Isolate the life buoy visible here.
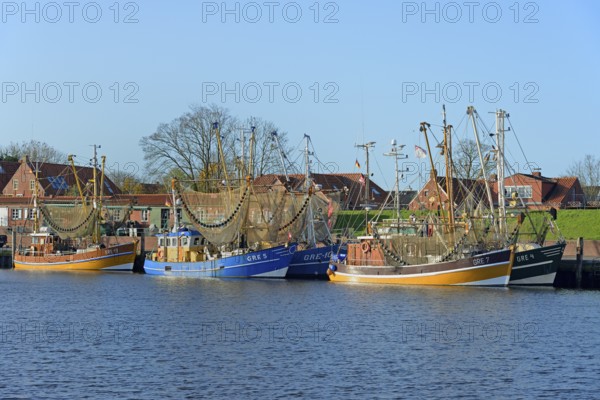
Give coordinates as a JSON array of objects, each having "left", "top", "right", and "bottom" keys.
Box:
[
  {"left": 361, "top": 241, "right": 371, "bottom": 253},
  {"left": 157, "top": 249, "right": 164, "bottom": 259}
]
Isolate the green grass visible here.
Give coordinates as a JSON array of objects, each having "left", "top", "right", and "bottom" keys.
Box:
[
  {"left": 547, "top": 209, "right": 600, "bottom": 240},
  {"left": 334, "top": 209, "right": 600, "bottom": 240},
  {"left": 333, "top": 210, "right": 429, "bottom": 236}
]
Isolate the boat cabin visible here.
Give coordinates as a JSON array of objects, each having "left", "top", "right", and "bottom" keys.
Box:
[
  {"left": 153, "top": 229, "right": 211, "bottom": 262},
  {"left": 26, "top": 231, "right": 72, "bottom": 256}
]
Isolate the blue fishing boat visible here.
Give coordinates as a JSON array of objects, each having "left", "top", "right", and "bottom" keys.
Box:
[
  {"left": 269, "top": 133, "right": 345, "bottom": 279},
  {"left": 143, "top": 122, "right": 304, "bottom": 279},
  {"left": 144, "top": 229, "right": 295, "bottom": 278},
  {"left": 286, "top": 244, "right": 340, "bottom": 279}
]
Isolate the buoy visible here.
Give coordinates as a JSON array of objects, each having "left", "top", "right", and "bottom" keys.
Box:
[{"left": 361, "top": 241, "right": 371, "bottom": 254}]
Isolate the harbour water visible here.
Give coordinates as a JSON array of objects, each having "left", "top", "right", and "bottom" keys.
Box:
[{"left": 1, "top": 270, "right": 599, "bottom": 399}]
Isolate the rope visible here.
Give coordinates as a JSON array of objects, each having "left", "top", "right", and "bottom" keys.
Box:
[
  {"left": 278, "top": 193, "right": 312, "bottom": 232},
  {"left": 176, "top": 182, "right": 249, "bottom": 229},
  {"left": 39, "top": 205, "right": 97, "bottom": 234}
]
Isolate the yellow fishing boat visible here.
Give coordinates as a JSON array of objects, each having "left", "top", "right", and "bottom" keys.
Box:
[
  {"left": 13, "top": 147, "right": 137, "bottom": 272},
  {"left": 328, "top": 239, "right": 514, "bottom": 286},
  {"left": 13, "top": 232, "right": 136, "bottom": 271}
]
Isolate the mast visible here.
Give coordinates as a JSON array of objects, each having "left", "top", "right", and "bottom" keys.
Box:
[
  {"left": 384, "top": 140, "right": 407, "bottom": 219},
  {"left": 304, "top": 134, "right": 316, "bottom": 246},
  {"left": 171, "top": 178, "right": 179, "bottom": 233},
  {"left": 271, "top": 131, "right": 290, "bottom": 183},
  {"left": 355, "top": 142, "right": 376, "bottom": 205},
  {"left": 32, "top": 161, "right": 40, "bottom": 233},
  {"left": 91, "top": 144, "right": 101, "bottom": 243},
  {"left": 442, "top": 105, "right": 455, "bottom": 232},
  {"left": 213, "top": 122, "right": 231, "bottom": 190},
  {"left": 68, "top": 155, "right": 86, "bottom": 212},
  {"left": 467, "top": 106, "right": 498, "bottom": 237},
  {"left": 355, "top": 141, "right": 376, "bottom": 234},
  {"left": 420, "top": 122, "right": 445, "bottom": 226},
  {"left": 248, "top": 127, "right": 256, "bottom": 179},
  {"left": 495, "top": 109, "right": 507, "bottom": 235}
]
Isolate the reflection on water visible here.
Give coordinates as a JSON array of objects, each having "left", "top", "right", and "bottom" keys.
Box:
[{"left": 1, "top": 270, "right": 599, "bottom": 399}]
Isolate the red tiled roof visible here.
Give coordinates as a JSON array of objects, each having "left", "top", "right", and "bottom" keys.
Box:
[
  {"left": 544, "top": 176, "right": 579, "bottom": 205},
  {"left": 0, "top": 161, "right": 20, "bottom": 190},
  {"left": 28, "top": 161, "right": 121, "bottom": 196},
  {"left": 253, "top": 173, "right": 388, "bottom": 209}
]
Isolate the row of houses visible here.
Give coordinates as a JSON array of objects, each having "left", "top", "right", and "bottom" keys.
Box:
[
  {"left": 0, "top": 158, "right": 394, "bottom": 231},
  {"left": 0, "top": 157, "right": 591, "bottom": 232},
  {"left": 410, "top": 171, "right": 586, "bottom": 211}
]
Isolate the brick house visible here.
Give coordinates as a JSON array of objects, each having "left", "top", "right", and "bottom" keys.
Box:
[
  {"left": 2, "top": 157, "right": 120, "bottom": 198},
  {"left": 490, "top": 171, "right": 584, "bottom": 209},
  {"left": 409, "top": 171, "right": 585, "bottom": 211}
]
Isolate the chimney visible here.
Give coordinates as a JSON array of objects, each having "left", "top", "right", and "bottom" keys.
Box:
[{"left": 532, "top": 171, "right": 542, "bottom": 178}]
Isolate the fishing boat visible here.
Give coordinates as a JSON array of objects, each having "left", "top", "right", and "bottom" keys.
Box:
[
  {"left": 270, "top": 133, "right": 344, "bottom": 279},
  {"left": 143, "top": 123, "right": 296, "bottom": 278},
  {"left": 327, "top": 116, "right": 515, "bottom": 286},
  {"left": 13, "top": 231, "right": 137, "bottom": 271},
  {"left": 468, "top": 107, "right": 566, "bottom": 285},
  {"left": 143, "top": 229, "right": 294, "bottom": 278},
  {"left": 510, "top": 242, "right": 565, "bottom": 285},
  {"left": 13, "top": 147, "right": 137, "bottom": 271},
  {"left": 328, "top": 239, "right": 513, "bottom": 286}
]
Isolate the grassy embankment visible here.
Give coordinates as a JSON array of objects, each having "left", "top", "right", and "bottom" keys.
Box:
[{"left": 334, "top": 209, "right": 600, "bottom": 240}]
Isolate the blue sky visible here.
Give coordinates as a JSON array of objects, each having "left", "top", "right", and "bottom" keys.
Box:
[{"left": 2, "top": 0, "right": 599, "bottom": 190}]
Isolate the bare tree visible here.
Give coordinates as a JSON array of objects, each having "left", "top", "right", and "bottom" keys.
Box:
[
  {"left": 140, "top": 106, "right": 289, "bottom": 190},
  {"left": 566, "top": 154, "right": 600, "bottom": 200},
  {"left": 452, "top": 139, "right": 495, "bottom": 180},
  {"left": 1, "top": 140, "right": 67, "bottom": 163},
  {"left": 243, "top": 117, "right": 289, "bottom": 178},
  {"left": 140, "top": 105, "right": 237, "bottom": 190}
]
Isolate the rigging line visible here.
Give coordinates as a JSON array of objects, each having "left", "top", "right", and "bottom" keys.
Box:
[
  {"left": 475, "top": 112, "right": 544, "bottom": 236},
  {"left": 506, "top": 115, "right": 536, "bottom": 173},
  {"left": 372, "top": 153, "right": 390, "bottom": 190}
]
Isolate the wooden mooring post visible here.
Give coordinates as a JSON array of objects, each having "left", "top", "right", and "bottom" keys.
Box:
[
  {"left": 576, "top": 237, "right": 584, "bottom": 289},
  {"left": 11, "top": 230, "right": 16, "bottom": 268}
]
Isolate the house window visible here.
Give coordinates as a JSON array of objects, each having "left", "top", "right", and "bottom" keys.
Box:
[
  {"left": 30, "top": 180, "right": 36, "bottom": 191},
  {"left": 112, "top": 209, "right": 122, "bottom": 221},
  {"left": 141, "top": 209, "right": 150, "bottom": 222},
  {"left": 176, "top": 209, "right": 182, "bottom": 221},
  {"left": 13, "top": 179, "right": 18, "bottom": 190},
  {"left": 12, "top": 209, "right": 22, "bottom": 220},
  {"left": 505, "top": 186, "right": 532, "bottom": 199}
]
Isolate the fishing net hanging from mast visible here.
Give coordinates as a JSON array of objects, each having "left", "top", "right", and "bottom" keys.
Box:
[
  {"left": 176, "top": 182, "right": 250, "bottom": 247},
  {"left": 177, "top": 180, "right": 316, "bottom": 247},
  {"left": 39, "top": 203, "right": 96, "bottom": 239},
  {"left": 247, "top": 186, "right": 310, "bottom": 244}
]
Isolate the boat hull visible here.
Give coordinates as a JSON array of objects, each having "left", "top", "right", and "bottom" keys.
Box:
[
  {"left": 13, "top": 242, "right": 137, "bottom": 272},
  {"left": 286, "top": 245, "right": 342, "bottom": 279},
  {"left": 143, "top": 244, "right": 294, "bottom": 278},
  {"left": 510, "top": 242, "right": 565, "bottom": 286},
  {"left": 328, "top": 249, "right": 513, "bottom": 286}
]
